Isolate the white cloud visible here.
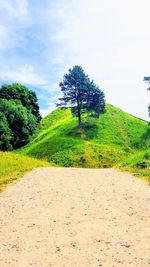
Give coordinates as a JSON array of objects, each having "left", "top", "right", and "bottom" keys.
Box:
[
  {"left": 0, "top": 0, "right": 149, "bottom": 120},
  {"left": 0, "top": 25, "right": 7, "bottom": 50},
  {"left": 0, "top": 0, "right": 28, "bottom": 21},
  {"left": 40, "top": 104, "right": 55, "bottom": 117},
  {"left": 49, "top": 0, "right": 150, "bottom": 120},
  {"left": 0, "top": 64, "right": 47, "bottom": 87},
  {"left": 40, "top": 95, "right": 59, "bottom": 117},
  {"left": 0, "top": 0, "right": 30, "bottom": 53}
]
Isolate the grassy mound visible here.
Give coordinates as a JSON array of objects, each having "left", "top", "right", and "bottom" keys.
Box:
[
  {"left": 0, "top": 152, "right": 50, "bottom": 191},
  {"left": 20, "top": 104, "right": 150, "bottom": 170}
]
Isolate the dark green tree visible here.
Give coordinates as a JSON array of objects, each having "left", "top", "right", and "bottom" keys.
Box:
[
  {"left": 58, "top": 66, "right": 105, "bottom": 127},
  {"left": 0, "top": 99, "right": 37, "bottom": 148},
  {"left": 0, "top": 83, "right": 41, "bottom": 122},
  {"left": 0, "top": 112, "right": 12, "bottom": 151},
  {"left": 86, "top": 80, "right": 105, "bottom": 118}
]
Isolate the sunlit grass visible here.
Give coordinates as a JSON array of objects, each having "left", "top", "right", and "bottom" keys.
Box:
[
  {"left": 17, "top": 104, "right": 150, "bottom": 181},
  {"left": 1, "top": 104, "right": 149, "bottom": 192},
  {"left": 20, "top": 104, "right": 150, "bottom": 170},
  {"left": 119, "top": 149, "right": 150, "bottom": 183},
  {"left": 0, "top": 152, "right": 51, "bottom": 192}
]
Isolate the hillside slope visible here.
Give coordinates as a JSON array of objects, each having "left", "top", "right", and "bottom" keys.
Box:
[{"left": 20, "top": 104, "right": 150, "bottom": 168}]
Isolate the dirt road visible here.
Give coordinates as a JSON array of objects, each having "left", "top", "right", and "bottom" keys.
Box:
[{"left": 0, "top": 168, "right": 150, "bottom": 267}]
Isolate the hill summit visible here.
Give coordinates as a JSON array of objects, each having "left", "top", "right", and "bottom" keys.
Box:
[{"left": 20, "top": 104, "right": 150, "bottom": 168}]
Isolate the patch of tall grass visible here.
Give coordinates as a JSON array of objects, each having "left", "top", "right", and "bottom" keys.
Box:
[
  {"left": 119, "top": 149, "right": 150, "bottom": 183},
  {"left": 0, "top": 152, "right": 50, "bottom": 191}
]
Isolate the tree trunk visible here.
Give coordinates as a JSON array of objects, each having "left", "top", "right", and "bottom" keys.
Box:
[
  {"left": 77, "top": 103, "right": 82, "bottom": 128},
  {"left": 78, "top": 112, "right": 82, "bottom": 128}
]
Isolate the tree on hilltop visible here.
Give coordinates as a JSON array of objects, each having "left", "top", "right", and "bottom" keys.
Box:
[{"left": 57, "top": 66, "right": 105, "bottom": 127}]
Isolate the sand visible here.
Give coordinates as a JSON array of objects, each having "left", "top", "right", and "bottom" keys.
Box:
[{"left": 0, "top": 167, "right": 150, "bottom": 267}]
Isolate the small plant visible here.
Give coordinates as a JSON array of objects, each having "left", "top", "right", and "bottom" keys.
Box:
[{"left": 135, "top": 161, "right": 149, "bottom": 169}]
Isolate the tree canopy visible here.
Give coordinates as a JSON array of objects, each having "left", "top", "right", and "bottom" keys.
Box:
[
  {"left": 58, "top": 66, "right": 105, "bottom": 127},
  {"left": 0, "top": 84, "right": 41, "bottom": 150},
  {"left": 0, "top": 83, "right": 41, "bottom": 122},
  {"left": 0, "top": 112, "right": 12, "bottom": 151}
]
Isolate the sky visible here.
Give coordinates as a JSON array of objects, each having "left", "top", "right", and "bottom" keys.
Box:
[{"left": 0, "top": 0, "right": 150, "bottom": 120}]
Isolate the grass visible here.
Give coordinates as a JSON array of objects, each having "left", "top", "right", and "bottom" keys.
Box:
[
  {"left": 119, "top": 149, "right": 150, "bottom": 183},
  {"left": 19, "top": 104, "right": 150, "bottom": 182},
  {"left": 0, "top": 152, "right": 51, "bottom": 192},
  {"left": 1, "top": 103, "right": 149, "bottom": 193}
]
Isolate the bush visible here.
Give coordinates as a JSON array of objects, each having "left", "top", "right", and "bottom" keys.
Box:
[
  {"left": 0, "top": 83, "right": 41, "bottom": 122},
  {"left": 0, "top": 99, "right": 38, "bottom": 148},
  {"left": 0, "top": 113, "right": 12, "bottom": 151}
]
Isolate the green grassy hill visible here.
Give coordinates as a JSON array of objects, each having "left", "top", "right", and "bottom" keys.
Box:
[{"left": 20, "top": 104, "right": 150, "bottom": 173}]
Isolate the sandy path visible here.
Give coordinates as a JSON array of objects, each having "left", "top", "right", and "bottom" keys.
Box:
[{"left": 0, "top": 168, "right": 150, "bottom": 267}]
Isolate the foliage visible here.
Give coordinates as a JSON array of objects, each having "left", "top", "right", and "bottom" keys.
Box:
[
  {"left": 0, "top": 83, "right": 41, "bottom": 122},
  {"left": 0, "top": 83, "right": 41, "bottom": 150},
  {"left": 0, "top": 99, "right": 38, "bottom": 149},
  {"left": 0, "top": 152, "right": 50, "bottom": 192},
  {"left": 0, "top": 112, "right": 12, "bottom": 151},
  {"left": 58, "top": 66, "right": 105, "bottom": 127},
  {"left": 119, "top": 149, "right": 150, "bottom": 183}
]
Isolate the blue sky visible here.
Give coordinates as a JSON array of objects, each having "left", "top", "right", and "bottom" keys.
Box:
[{"left": 0, "top": 0, "right": 150, "bottom": 119}]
